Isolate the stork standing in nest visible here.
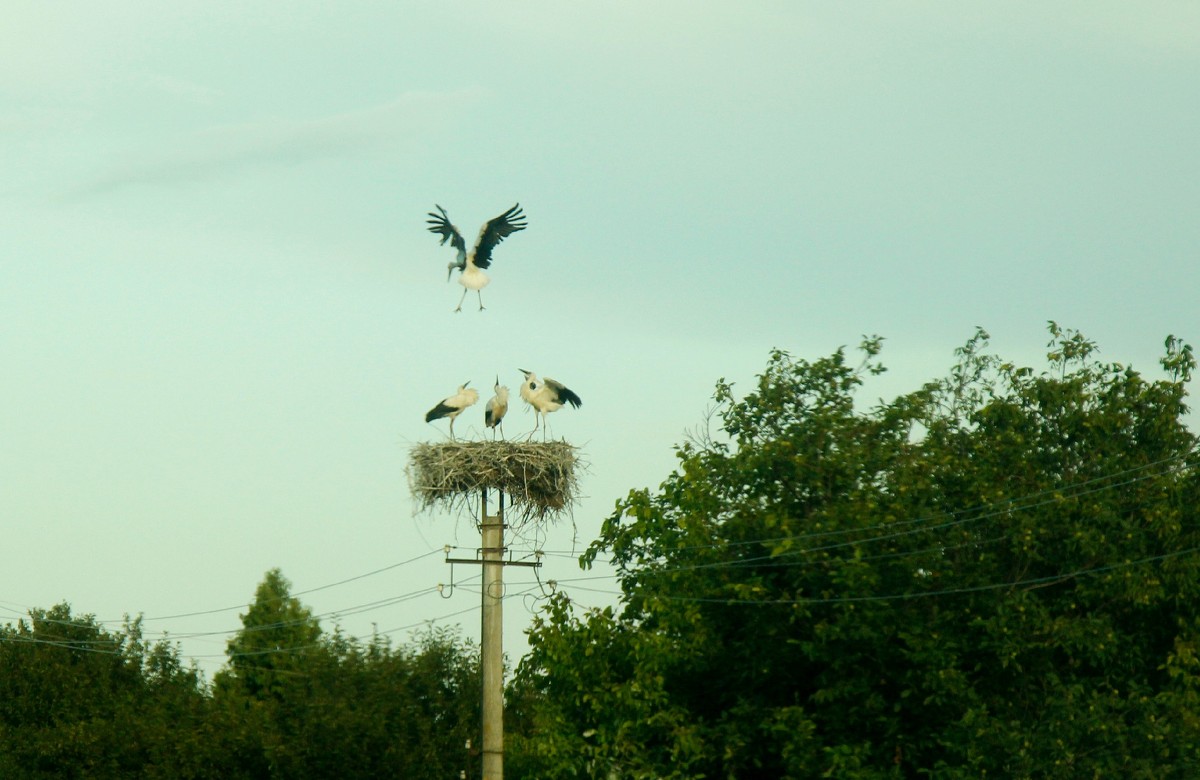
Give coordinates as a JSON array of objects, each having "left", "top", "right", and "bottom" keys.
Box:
[
  {"left": 426, "top": 203, "right": 527, "bottom": 312},
  {"left": 485, "top": 377, "right": 509, "bottom": 439},
  {"left": 425, "top": 382, "right": 479, "bottom": 439},
  {"left": 518, "top": 369, "right": 582, "bottom": 439}
]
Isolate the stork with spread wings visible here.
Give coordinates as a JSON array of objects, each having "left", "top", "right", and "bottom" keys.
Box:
[{"left": 426, "top": 203, "right": 527, "bottom": 312}]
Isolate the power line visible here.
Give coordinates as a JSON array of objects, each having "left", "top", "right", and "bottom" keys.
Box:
[
  {"left": 0, "top": 582, "right": 542, "bottom": 667},
  {"left": 552, "top": 453, "right": 1193, "bottom": 570},
  {"left": 522, "top": 543, "right": 1200, "bottom": 608},
  {"left": 130, "top": 549, "right": 444, "bottom": 624},
  {"left": 0, "top": 553, "right": 452, "bottom": 663},
  {"left": 163, "top": 586, "right": 442, "bottom": 642},
  {"left": 652, "top": 544, "right": 1200, "bottom": 606},
  {"left": 0, "top": 550, "right": 445, "bottom": 637},
  {"left": 3, "top": 452, "right": 1192, "bottom": 668}
]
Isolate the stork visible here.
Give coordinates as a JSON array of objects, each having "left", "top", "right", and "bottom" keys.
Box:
[
  {"left": 518, "top": 369, "right": 581, "bottom": 439},
  {"left": 426, "top": 203, "right": 527, "bottom": 312},
  {"left": 484, "top": 377, "right": 509, "bottom": 440},
  {"left": 425, "top": 382, "right": 479, "bottom": 439}
]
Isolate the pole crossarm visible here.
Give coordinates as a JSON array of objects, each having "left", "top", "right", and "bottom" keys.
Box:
[{"left": 445, "top": 555, "right": 543, "bottom": 568}]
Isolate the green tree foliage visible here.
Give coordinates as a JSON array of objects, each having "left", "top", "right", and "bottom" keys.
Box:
[
  {"left": 0, "top": 605, "right": 206, "bottom": 779},
  {"left": 512, "top": 325, "right": 1200, "bottom": 778},
  {"left": 214, "top": 567, "right": 323, "bottom": 701},
  {"left": 206, "top": 568, "right": 482, "bottom": 779},
  {"left": 0, "top": 572, "right": 482, "bottom": 778}
]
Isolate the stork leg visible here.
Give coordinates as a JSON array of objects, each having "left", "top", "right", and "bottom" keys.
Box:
[
  {"left": 477, "top": 290, "right": 485, "bottom": 311},
  {"left": 448, "top": 416, "right": 457, "bottom": 440},
  {"left": 454, "top": 288, "right": 469, "bottom": 313}
]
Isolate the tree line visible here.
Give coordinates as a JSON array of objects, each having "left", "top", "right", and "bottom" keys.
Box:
[
  {"left": 0, "top": 570, "right": 481, "bottom": 778},
  {"left": 3, "top": 324, "right": 1198, "bottom": 777}
]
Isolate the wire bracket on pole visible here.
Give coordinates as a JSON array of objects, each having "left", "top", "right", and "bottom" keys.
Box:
[{"left": 444, "top": 544, "right": 545, "bottom": 569}]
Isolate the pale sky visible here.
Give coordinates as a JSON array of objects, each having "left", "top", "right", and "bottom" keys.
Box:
[{"left": 2, "top": 2, "right": 1197, "bottom": 677}]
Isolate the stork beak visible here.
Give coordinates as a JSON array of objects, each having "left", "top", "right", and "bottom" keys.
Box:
[
  {"left": 518, "top": 368, "right": 529, "bottom": 375},
  {"left": 446, "top": 266, "right": 453, "bottom": 282}
]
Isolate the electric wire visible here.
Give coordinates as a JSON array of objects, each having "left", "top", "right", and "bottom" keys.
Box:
[
  {"left": 656, "top": 544, "right": 1200, "bottom": 606},
  {"left": 500, "top": 456, "right": 1199, "bottom": 606},
  {"left": 130, "top": 549, "right": 443, "bottom": 624},
  {"left": 520, "top": 544, "right": 1200, "bottom": 607},
  {"left": 548, "top": 452, "right": 1194, "bottom": 570},
  {"left": 0, "top": 553, "right": 452, "bottom": 659},
  {"left": 2, "top": 451, "right": 1193, "bottom": 665}
]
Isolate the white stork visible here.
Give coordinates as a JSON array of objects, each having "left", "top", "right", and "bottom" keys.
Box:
[
  {"left": 484, "top": 377, "right": 509, "bottom": 439},
  {"left": 426, "top": 203, "right": 527, "bottom": 312},
  {"left": 425, "top": 382, "right": 479, "bottom": 439},
  {"left": 518, "top": 369, "right": 582, "bottom": 439}
]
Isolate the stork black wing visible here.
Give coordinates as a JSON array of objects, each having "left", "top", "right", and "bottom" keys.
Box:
[
  {"left": 425, "top": 401, "right": 454, "bottom": 422},
  {"left": 426, "top": 205, "right": 466, "bottom": 255},
  {"left": 472, "top": 203, "right": 527, "bottom": 269},
  {"left": 546, "top": 378, "right": 582, "bottom": 409}
]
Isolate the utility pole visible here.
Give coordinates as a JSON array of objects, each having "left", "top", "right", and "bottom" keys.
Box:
[
  {"left": 444, "top": 488, "right": 541, "bottom": 779},
  {"left": 480, "top": 487, "right": 504, "bottom": 780},
  {"left": 411, "top": 439, "right": 578, "bottom": 778}
]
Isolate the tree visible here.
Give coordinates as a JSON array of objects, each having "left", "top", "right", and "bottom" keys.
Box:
[
  {"left": 0, "top": 572, "right": 486, "bottom": 778},
  {"left": 0, "top": 604, "right": 206, "bottom": 779},
  {"left": 209, "top": 568, "right": 482, "bottom": 779},
  {"left": 512, "top": 326, "right": 1200, "bottom": 778},
  {"left": 215, "top": 567, "right": 323, "bottom": 702}
]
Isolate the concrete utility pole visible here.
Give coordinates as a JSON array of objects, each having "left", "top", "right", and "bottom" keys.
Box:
[
  {"left": 444, "top": 488, "right": 542, "bottom": 779},
  {"left": 413, "top": 439, "right": 573, "bottom": 779},
  {"left": 480, "top": 487, "right": 504, "bottom": 780}
]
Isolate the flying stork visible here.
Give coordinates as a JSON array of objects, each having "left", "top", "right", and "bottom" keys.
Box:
[
  {"left": 425, "top": 382, "right": 479, "bottom": 439},
  {"left": 484, "top": 377, "right": 509, "bottom": 439},
  {"left": 426, "top": 203, "right": 527, "bottom": 312},
  {"left": 518, "top": 369, "right": 582, "bottom": 439}
]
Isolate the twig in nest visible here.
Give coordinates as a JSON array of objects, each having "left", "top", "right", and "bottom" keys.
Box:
[{"left": 407, "top": 440, "right": 582, "bottom": 527}]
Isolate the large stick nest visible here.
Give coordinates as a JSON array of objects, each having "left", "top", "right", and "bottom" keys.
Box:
[{"left": 407, "top": 441, "right": 582, "bottom": 526}]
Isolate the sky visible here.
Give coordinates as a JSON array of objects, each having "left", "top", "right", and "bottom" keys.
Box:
[{"left": 2, "top": 2, "right": 1198, "bottom": 679}]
